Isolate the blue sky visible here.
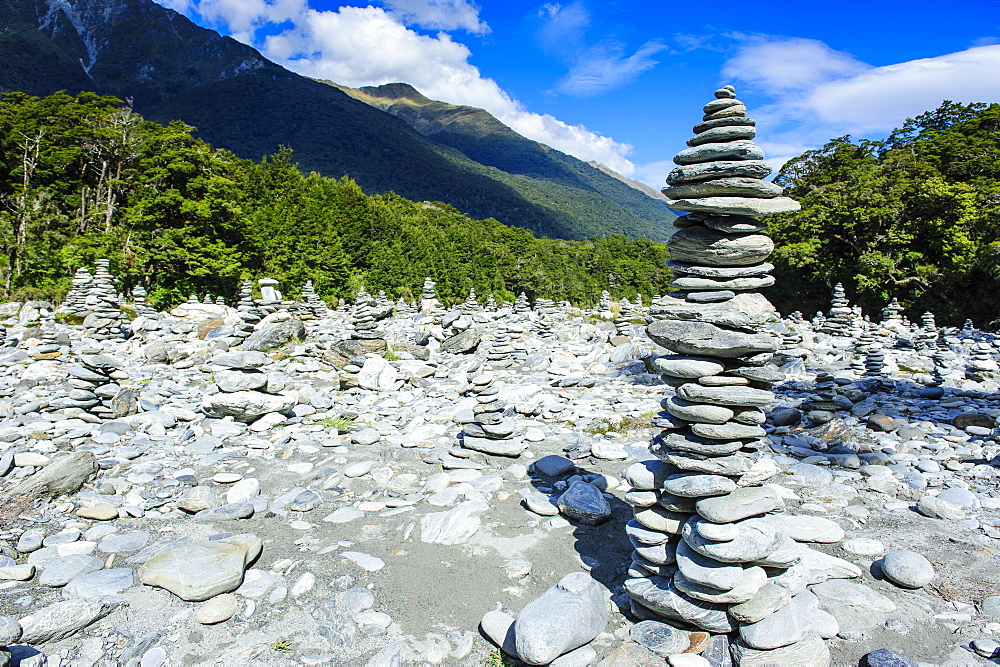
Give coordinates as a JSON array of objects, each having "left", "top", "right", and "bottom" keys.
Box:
[{"left": 156, "top": 0, "right": 1000, "bottom": 188}]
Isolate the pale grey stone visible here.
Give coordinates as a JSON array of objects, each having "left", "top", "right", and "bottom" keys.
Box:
[
  {"left": 810, "top": 580, "right": 896, "bottom": 633},
  {"left": 667, "top": 160, "right": 771, "bottom": 185},
  {"left": 728, "top": 582, "right": 792, "bottom": 623},
  {"left": 879, "top": 550, "right": 934, "bottom": 589},
  {"left": 0, "top": 616, "right": 21, "bottom": 644},
  {"left": 624, "top": 460, "right": 673, "bottom": 491},
  {"left": 99, "top": 531, "right": 150, "bottom": 554},
  {"left": 667, "top": 260, "right": 774, "bottom": 278},
  {"left": 682, "top": 516, "right": 785, "bottom": 563},
  {"left": 63, "top": 568, "right": 134, "bottom": 599},
  {"left": 215, "top": 370, "right": 267, "bottom": 392},
  {"left": 686, "top": 125, "right": 757, "bottom": 147},
  {"left": 5, "top": 452, "right": 97, "bottom": 498},
  {"left": 672, "top": 275, "right": 775, "bottom": 291},
  {"left": 513, "top": 572, "right": 608, "bottom": 665},
  {"left": 695, "top": 487, "right": 782, "bottom": 523},
  {"left": 916, "top": 495, "right": 965, "bottom": 520},
  {"left": 19, "top": 598, "right": 117, "bottom": 644},
  {"left": 673, "top": 140, "right": 764, "bottom": 166},
  {"left": 665, "top": 396, "right": 733, "bottom": 424},
  {"left": 39, "top": 554, "right": 104, "bottom": 587},
  {"left": 675, "top": 540, "right": 744, "bottom": 591},
  {"left": 211, "top": 351, "right": 268, "bottom": 369},
  {"left": 647, "top": 320, "right": 778, "bottom": 359},
  {"left": 625, "top": 576, "right": 733, "bottom": 633},
  {"left": 663, "top": 473, "right": 736, "bottom": 498},
  {"left": 676, "top": 383, "right": 775, "bottom": 407},
  {"left": 651, "top": 293, "right": 776, "bottom": 329},
  {"left": 668, "top": 196, "right": 801, "bottom": 217},
  {"left": 138, "top": 534, "right": 262, "bottom": 601},
  {"left": 691, "top": 421, "right": 766, "bottom": 440},
  {"left": 201, "top": 391, "right": 296, "bottom": 423},
  {"left": 674, "top": 566, "right": 766, "bottom": 604},
  {"left": 731, "top": 632, "right": 830, "bottom": 667},
  {"left": 420, "top": 500, "right": 487, "bottom": 545},
  {"left": 739, "top": 591, "right": 823, "bottom": 649},
  {"left": 665, "top": 176, "right": 779, "bottom": 200},
  {"left": 667, "top": 226, "right": 773, "bottom": 267},
  {"left": 630, "top": 620, "right": 689, "bottom": 656}
]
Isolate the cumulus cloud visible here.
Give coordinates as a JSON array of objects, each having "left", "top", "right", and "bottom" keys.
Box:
[
  {"left": 156, "top": 0, "right": 195, "bottom": 12},
  {"left": 380, "top": 0, "right": 489, "bottom": 34},
  {"left": 537, "top": 1, "right": 666, "bottom": 97},
  {"left": 153, "top": 0, "right": 637, "bottom": 174},
  {"left": 725, "top": 37, "right": 1000, "bottom": 140}
]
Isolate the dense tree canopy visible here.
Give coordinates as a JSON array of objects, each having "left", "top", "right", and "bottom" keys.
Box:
[
  {"left": 0, "top": 91, "right": 673, "bottom": 308},
  {"left": 767, "top": 101, "right": 1000, "bottom": 326}
]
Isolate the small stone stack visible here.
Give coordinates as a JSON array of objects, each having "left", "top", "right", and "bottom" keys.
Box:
[
  {"left": 966, "top": 341, "right": 999, "bottom": 380},
  {"left": 201, "top": 351, "right": 295, "bottom": 430},
  {"left": 395, "top": 298, "right": 415, "bottom": 316},
  {"left": 83, "top": 260, "right": 126, "bottom": 340},
  {"left": 534, "top": 313, "right": 555, "bottom": 341},
  {"left": 420, "top": 277, "right": 441, "bottom": 312},
  {"left": 256, "top": 278, "right": 282, "bottom": 315},
  {"left": 915, "top": 312, "right": 938, "bottom": 350},
  {"left": 486, "top": 327, "right": 515, "bottom": 369},
  {"left": 461, "top": 385, "right": 524, "bottom": 456},
  {"left": 865, "top": 344, "right": 887, "bottom": 377},
  {"left": 513, "top": 293, "right": 531, "bottom": 314},
  {"left": 485, "top": 295, "right": 497, "bottom": 312},
  {"left": 614, "top": 299, "right": 634, "bottom": 337},
  {"left": 599, "top": 290, "right": 612, "bottom": 311},
  {"left": 820, "top": 284, "right": 852, "bottom": 335},
  {"left": 628, "top": 86, "right": 841, "bottom": 665},
  {"left": 230, "top": 282, "right": 260, "bottom": 346},
  {"left": 215, "top": 296, "right": 225, "bottom": 306},
  {"left": 461, "top": 289, "right": 481, "bottom": 314},
  {"left": 299, "top": 281, "right": 326, "bottom": 318},
  {"left": 202, "top": 294, "right": 213, "bottom": 304},
  {"left": 882, "top": 297, "right": 904, "bottom": 325},
  {"left": 351, "top": 289, "right": 382, "bottom": 340},
  {"left": 535, "top": 298, "right": 557, "bottom": 316},
  {"left": 57, "top": 354, "right": 136, "bottom": 419},
  {"left": 58, "top": 268, "right": 94, "bottom": 316},
  {"left": 236, "top": 281, "right": 255, "bottom": 311},
  {"left": 130, "top": 285, "right": 156, "bottom": 316}
]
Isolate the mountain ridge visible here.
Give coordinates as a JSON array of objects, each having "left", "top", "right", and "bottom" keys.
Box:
[{"left": 0, "top": 0, "right": 674, "bottom": 241}]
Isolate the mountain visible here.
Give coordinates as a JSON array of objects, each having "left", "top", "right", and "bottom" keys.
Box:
[{"left": 0, "top": 0, "right": 675, "bottom": 241}]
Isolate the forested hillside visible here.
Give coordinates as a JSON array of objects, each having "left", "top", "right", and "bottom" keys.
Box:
[
  {"left": 767, "top": 101, "right": 1000, "bottom": 326},
  {"left": 0, "top": 91, "right": 673, "bottom": 308}
]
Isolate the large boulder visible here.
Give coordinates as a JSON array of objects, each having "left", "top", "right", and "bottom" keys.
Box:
[
  {"left": 441, "top": 329, "right": 481, "bottom": 354},
  {"left": 242, "top": 319, "right": 306, "bottom": 351}
]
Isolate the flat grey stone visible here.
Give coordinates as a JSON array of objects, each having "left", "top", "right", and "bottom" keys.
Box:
[
  {"left": 648, "top": 320, "right": 778, "bottom": 359},
  {"left": 63, "top": 568, "right": 134, "bottom": 599},
  {"left": 39, "top": 555, "right": 104, "bottom": 587},
  {"left": 739, "top": 591, "right": 826, "bottom": 650},
  {"left": 667, "top": 160, "right": 772, "bottom": 185},
  {"left": 810, "top": 580, "right": 896, "bottom": 633},
  {"left": 650, "top": 293, "right": 776, "bottom": 329},
  {"left": 675, "top": 540, "right": 744, "bottom": 591},
  {"left": 696, "top": 487, "right": 782, "bottom": 523},
  {"left": 729, "top": 582, "right": 792, "bottom": 623},
  {"left": 686, "top": 125, "right": 757, "bottom": 147},
  {"left": 215, "top": 370, "right": 267, "bottom": 392},
  {"left": 665, "top": 176, "right": 779, "bottom": 200},
  {"left": 99, "top": 531, "right": 150, "bottom": 554},
  {"left": 625, "top": 575, "right": 733, "bottom": 633},
  {"left": 667, "top": 226, "right": 773, "bottom": 267},
  {"left": 682, "top": 515, "right": 785, "bottom": 563},
  {"left": 514, "top": 572, "right": 608, "bottom": 665},
  {"left": 138, "top": 534, "right": 262, "bottom": 601},
  {"left": 676, "top": 383, "right": 775, "bottom": 407},
  {"left": 629, "top": 620, "right": 689, "bottom": 656},
  {"left": 732, "top": 632, "right": 829, "bottom": 667},
  {"left": 668, "top": 196, "right": 801, "bottom": 217},
  {"left": 663, "top": 473, "right": 736, "bottom": 498},
  {"left": 19, "top": 598, "right": 117, "bottom": 644},
  {"left": 193, "top": 502, "right": 255, "bottom": 521},
  {"left": 673, "top": 140, "right": 764, "bottom": 165}
]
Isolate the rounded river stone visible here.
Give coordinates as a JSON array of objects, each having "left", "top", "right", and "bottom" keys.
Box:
[{"left": 668, "top": 226, "right": 773, "bottom": 267}]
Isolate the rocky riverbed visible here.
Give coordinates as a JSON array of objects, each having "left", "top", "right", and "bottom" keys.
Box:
[{"left": 1, "top": 286, "right": 1000, "bottom": 666}]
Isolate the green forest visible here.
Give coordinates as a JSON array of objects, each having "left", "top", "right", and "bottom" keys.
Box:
[
  {"left": 768, "top": 101, "right": 1000, "bottom": 326},
  {"left": 0, "top": 91, "right": 673, "bottom": 309}
]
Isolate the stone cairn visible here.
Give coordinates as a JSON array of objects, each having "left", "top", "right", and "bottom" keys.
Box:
[
  {"left": 395, "top": 298, "right": 415, "bottom": 316},
  {"left": 57, "top": 353, "right": 136, "bottom": 419},
  {"left": 350, "top": 289, "right": 382, "bottom": 340},
  {"left": 231, "top": 281, "right": 261, "bottom": 346},
  {"left": 534, "top": 313, "right": 555, "bottom": 340},
  {"left": 614, "top": 299, "right": 635, "bottom": 337},
  {"left": 513, "top": 293, "right": 531, "bottom": 315},
  {"left": 58, "top": 268, "right": 94, "bottom": 316},
  {"left": 484, "top": 295, "right": 497, "bottom": 312},
  {"left": 420, "top": 277, "right": 441, "bottom": 312},
  {"left": 84, "top": 260, "right": 127, "bottom": 340},
  {"left": 966, "top": 341, "right": 999, "bottom": 380},
  {"left": 486, "top": 327, "right": 515, "bottom": 369},
  {"left": 881, "top": 297, "right": 904, "bottom": 325},
  {"left": 865, "top": 344, "right": 887, "bottom": 377},
  {"left": 915, "top": 312, "right": 938, "bottom": 350},
  {"left": 130, "top": 285, "right": 156, "bottom": 316},
  {"left": 256, "top": 278, "right": 282, "bottom": 315},
  {"left": 626, "top": 85, "right": 844, "bottom": 663},
  {"left": 820, "top": 283, "right": 851, "bottom": 335},
  {"left": 461, "top": 288, "right": 481, "bottom": 314},
  {"left": 461, "top": 384, "right": 524, "bottom": 457},
  {"left": 299, "top": 280, "right": 326, "bottom": 318}
]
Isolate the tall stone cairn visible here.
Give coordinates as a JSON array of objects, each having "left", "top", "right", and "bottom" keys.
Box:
[
  {"left": 58, "top": 268, "right": 93, "bottom": 315},
  {"left": 626, "top": 86, "right": 843, "bottom": 664},
  {"left": 351, "top": 288, "right": 382, "bottom": 340},
  {"left": 820, "top": 283, "right": 851, "bottom": 335}
]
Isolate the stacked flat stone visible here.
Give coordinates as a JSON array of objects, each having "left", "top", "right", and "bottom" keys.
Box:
[
  {"left": 230, "top": 282, "right": 260, "bottom": 346},
  {"left": 202, "top": 294, "right": 213, "bottom": 304},
  {"left": 514, "top": 293, "right": 531, "bottom": 314},
  {"left": 461, "top": 385, "right": 524, "bottom": 456},
  {"left": 599, "top": 290, "right": 612, "bottom": 311},
  {"left": 130, "top": 286, "right": 156, "bottom": 316},
  {"left": 484, "top": 295, "right": 497, "bottom": 312},
  {"left": 628, "top": 86, "right": 839, "bottom": 665},
  {"left": 420, "top": 277, "right": 441, "bottom": 312},
  {"left": 614, "top": 299, "right": 634, "bottom": 337},
  {"left": 864, "top": 344, "right": 887, "bottom": 377},
  {"left": 820, "top": 284, "right": 852, "bottom": 335},
  {"left": 395, "top": 298, "right": 415, "bottom": 316},
  {"left": 201, "top": 351, "right": 294, "bottom": 429},
  {"left": 54, "top": 354, "right": 136, "bottom": 419},
  {"left": 486, "top": 328, "right": 515, "bottom": 369},
  {"left": 966, "top": 342, "right": 999, "bottom": 380},
  {"left": 299, "top": 281, "right": 326, "bottom": 318},
  {"left": 534, "top": 313, "right": 555, "bottom": 340},
  {"left": 915, "top": 312, "right": 938, "bottom": 350},
  {"left": 236, "top": 282, "right": 255, "bottom": 311},
  {"left": 83, "top": 260, "right": 126, "bottom": 340},
  {"left": 535, "top": 298, "right": 557, "bottom": 316},
  {"left": 461, "top": 289, "right": 481, "bottom": 314},
  {"left": 350, "top": 289, "right": 382, "bottom": 340},
  {"left": 811, "top": 312, "right": 826, "bottom": 330},
  {"left": 256, "top": 278, "right": 281, "bottom": 315},
  {"left": 215, "top": 296, "right": 225, "bottom": 306},
  {"left": 58, "top": 268, "right": 94, "bottom": 315},
  {"left": 31, "top": 323, "right": 61, "bottom": 359},
  {"left": 882, "top": 297, "right": 904, "bottom": 324}
]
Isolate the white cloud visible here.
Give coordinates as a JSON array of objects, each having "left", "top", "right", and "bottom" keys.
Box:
[
  {"left": 715, "top": 37, "right": 1000, "bottom": 180},
  {"left": 537, "top": 1, "right": 666, "bottom": 97},
  {"left": 156, "top": 0, "right": 195, "bottom": 12},
  {"left": 157, "top": 0, "right": 637, "bottom": 174},
  {"left": 380, "top": 0, "right": 489, "bottom": 34}
]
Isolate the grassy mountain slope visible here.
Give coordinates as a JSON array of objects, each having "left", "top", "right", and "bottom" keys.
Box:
[{"left": 0, "top": 0, "right": 673, "bottom": 240}]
